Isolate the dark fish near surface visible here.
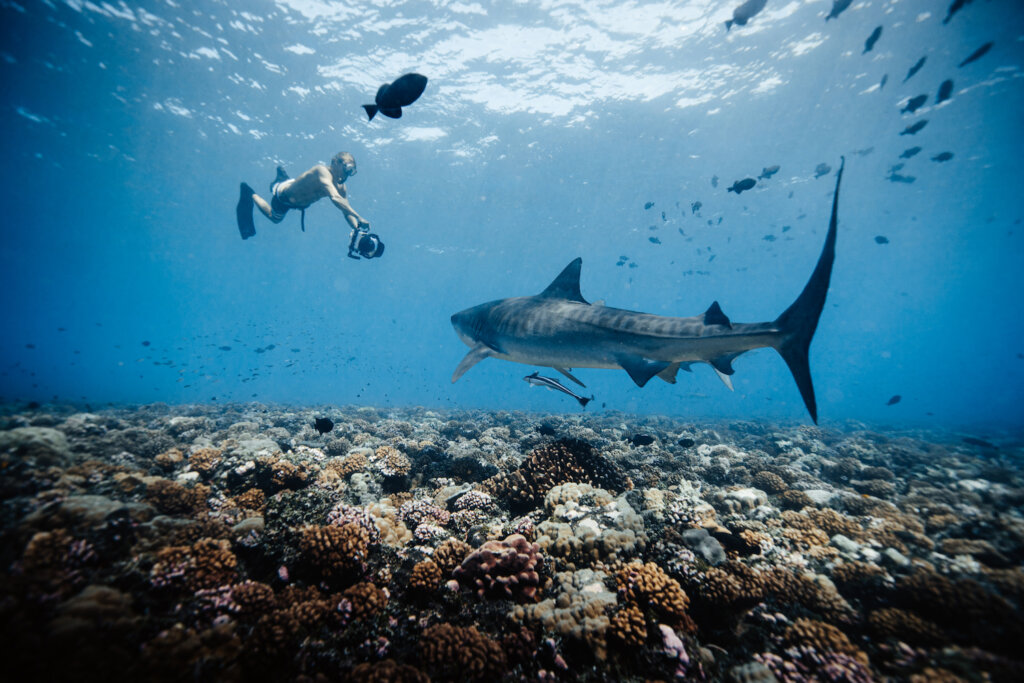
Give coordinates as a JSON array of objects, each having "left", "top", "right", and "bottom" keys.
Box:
[
  {"left": 649, "top": 236, "right": 662, "bottom": 244},
  {"left": 313, "top": 417, "right": 334, "bottom": 435},
  {"left": 904, "top": 56, "right": 926, "bottom": 82},
  {"left": 825, "top": 0, "right": 852, "bottom": 21},
  {"left": 875, "top": 235, "right": 889, "bottom": 244},
  {"left": 725, "top": 0, "right": 767, "bottom": 31},
  {"left": 886, "top": 394, "right": 901, "bottom": 405},
  {"left": 524, "top": 372, "right": 593, "bottom": 408},
  {"left": 691, "top": 201, "right": 702, "bottom": 214},
  {"left": 943, "top": 0, "right": 974, "bottom": 25},
  {"left": 879, "top": 74, "right": 888, "bottom": 89},
  {"left": 901, "top": 94, "right": 927, "bottom": 114},
  {"left": 899, "top": 146, "right": 922, "bottom": 159},
  {"left": 959, "top": 42, "right": 993, "bottom": 68},
  {"left": 936, "top": 79, "right": 954, "bottom": 104},
  {"left": 888, "top": 173, "right": 916, "bottom": 184},
  {"left": 899, "top": 120, "right": 928, "bottom": 136},
  {"left": 931, "top": 152, "right": 954, "bottom": 162},
  {"left": 362, "top": 72, "right": 428, "bottom": 121},
  {"left": 759, "top": 165, "right": 780, "bottom": 179},
  {"left": 644, "top": 201, "right": 655, "bottom": 210},
  {"left": 864, "top": 26, "right": 882, "bottom": 54},
  {"left": 727, "top": 178, "right": 756, "bottom": 194},
  {"left": 814, "top": 163, "right": 831, "bottom": 179},
  {"left": 711, "top": 175, "right": 719, "bottom": 188}
]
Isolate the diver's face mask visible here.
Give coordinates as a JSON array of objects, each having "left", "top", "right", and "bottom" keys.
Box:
[{"left": 357, "top": 233, "right": 384, "bottom": 259}]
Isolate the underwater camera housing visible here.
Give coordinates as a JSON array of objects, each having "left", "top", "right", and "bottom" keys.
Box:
[{"left": 347, "top": 231, "right": 385, "bottom": 260}]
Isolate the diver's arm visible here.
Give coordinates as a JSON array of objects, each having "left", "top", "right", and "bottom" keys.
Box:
[{"left": 322, "top": 172, "right": 369, "bottom": 229}]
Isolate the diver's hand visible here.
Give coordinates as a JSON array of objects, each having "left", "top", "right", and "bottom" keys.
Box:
[{"left": 357, "top": 219, "right": 370, "bottom": 231}]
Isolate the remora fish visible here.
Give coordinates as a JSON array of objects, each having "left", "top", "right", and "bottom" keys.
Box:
[
  {"left": 524, "top": 372, "right": 593, "bottom": 408},
  {"left": 450, "top": 160, "right": 846, "bottom": 423},
  {"left": 864, "top": 26, "right": 882, "bottom": 54},
  {"left": 959, "top": 41, "right": 993, "bottom": 68}
]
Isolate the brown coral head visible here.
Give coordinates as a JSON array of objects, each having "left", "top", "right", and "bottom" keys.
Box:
[{"left": 453, "top": 534, "right": 544, "bottom": 602}]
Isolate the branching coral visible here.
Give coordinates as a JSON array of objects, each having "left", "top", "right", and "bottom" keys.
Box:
[
  {"left": 454, "top": 534, "right": 543, "bottom": 601},
  {"left": 299, "top": 523, "right": 370, "bottom": 584},
  {"left": 419, "top": 623, "right": 507, "bottom": 681}
]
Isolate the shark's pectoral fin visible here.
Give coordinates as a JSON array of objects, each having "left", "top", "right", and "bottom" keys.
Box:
[
  {"left": 452, "top": 344, "right": 493, "bottom": 382},
  {"left": 703, "top": 301, "right": 733, "bottom": 329},
  {"left": 554, "top": 367, "right": 586, "bottom": 387},
  {"left": 617, "top": 355, "right": 671, "bottom": 388},
  {"left": 656, "top": 363, "right": 682, "bottom": 384}
]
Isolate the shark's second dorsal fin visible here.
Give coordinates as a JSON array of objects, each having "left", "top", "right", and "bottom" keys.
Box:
[
  {"left": 704, "top": 301, "right": 732, "bottom": 328},
  {"left": 539, "top": 258, "right": 588, "bottom": 303}
]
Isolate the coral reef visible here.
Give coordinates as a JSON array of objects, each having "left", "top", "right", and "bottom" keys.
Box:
[{"left": 1, "top": 402, "right": 1022, "bottom": 681}]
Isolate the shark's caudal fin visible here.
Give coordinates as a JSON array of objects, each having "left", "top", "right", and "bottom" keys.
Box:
[{"left": 773, "top": 157, "right": 844, "bottom": 424}]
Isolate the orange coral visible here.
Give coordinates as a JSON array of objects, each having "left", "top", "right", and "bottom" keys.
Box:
[
  {"left": 350, "top": 659, "right": 430, "bottom": 683},
  {"left": 187, "top": 448, "right": 221, "bottom": 478},
  {"left": 342, "top": 582, "right": 388, "bottom": 621},
  {"left": 299, "top": 523, "right": 370, "bottom": 584},
  {"left": 434, "top": 538, "right": 472, "bottom": 575},
  {"left": 616, "top": 561, "right": 690, "bottom": 624},
  {"left": 609, "top": 603, "right": 647, "bottom": 647},
  {"left": 410, "top": 560, "right": 443, "bottom": 593}
]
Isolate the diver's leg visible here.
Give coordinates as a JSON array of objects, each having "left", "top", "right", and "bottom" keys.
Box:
[
  {"left": 253, "top": 194, "right": 280, "bottom": 222},
  {"left": 237, "top": 183, "right": 256, "bottom": 239}
]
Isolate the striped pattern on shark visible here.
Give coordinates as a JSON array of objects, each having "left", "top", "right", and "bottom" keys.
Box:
[{"left": 450, "top": 159, "right": 845, "bottom": 423}]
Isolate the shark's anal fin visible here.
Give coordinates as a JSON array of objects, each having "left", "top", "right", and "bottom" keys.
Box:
[
  {"left": 539, "top": 258, "right": 589, "bottom": 304},
  {"left": 656, "top": 362, "right": 682, "bottom": 384},
  {"left": 709, "top": 354, "right": 739, "bottom": 376},
  {"left": 703, "top": 301, "right": 733, "bottom": 329},
  {"left": 451, "top": 344, "right": 493, "bottom": 382},
  {"left": 554, "top": 367, "right": 586, "bottom": 387},
  {"left": 616, "top": 355, "right": 671, "bottom": 387}
]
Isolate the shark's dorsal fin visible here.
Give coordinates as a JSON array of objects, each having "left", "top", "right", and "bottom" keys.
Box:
[
  {"left": 704, "top": 301, "right": 732, "bottom": 328},
  {"left": 539, "top": 258, "right": 588, "bottom": 303},
  {"left": 616, "top": 354, "right": 671, "bottom": 387}
]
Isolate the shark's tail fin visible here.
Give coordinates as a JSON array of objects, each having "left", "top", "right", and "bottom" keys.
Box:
[{"left": 773, "top": 157, "right": 844, "bottom": 424}]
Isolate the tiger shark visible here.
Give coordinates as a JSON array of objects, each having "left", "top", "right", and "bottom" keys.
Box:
[{"left": 450, "top": 159, "right": 845, "bottom": 423}]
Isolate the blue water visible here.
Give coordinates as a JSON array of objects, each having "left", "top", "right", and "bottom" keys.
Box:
[{"left": 1, "top": 0, "right": 1022, "bottom": 427}]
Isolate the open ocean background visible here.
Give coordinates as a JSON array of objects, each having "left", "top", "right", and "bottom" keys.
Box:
[{"left": 1, "top": 0, "right": 1022, "bottom": 429}]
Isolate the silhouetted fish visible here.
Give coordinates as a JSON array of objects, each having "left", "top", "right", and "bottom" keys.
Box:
[
  {"left": 944, "top": 0, "right": 974, "bottom": 25},
  {"left": 814, "top": 163, "right": 831, "bottom": 179},
  {"left": 901, "top": 94, "right": 928, "bottom": 114},
  {"left": 962, "top": 436, "right": 997, "bottom": 449},
  {"left": 649, "top": 236, "right": 662, "bottom": 244},
  {"left": 879, "top": 74, "right": 888, "bottom": 89},
  {"left": 727, "top": 178, "right": 756, "bottom": 194},
  {"left": 904, "top": 56, "right": 926, "bottom": 82},
  {"left": 759, "top": 165, "right": 780, "bottom": 179},
  {"left": 886, "top": 394, "right": 901, "bottom": 405},
  {"left": 936, "top": 79, "right": 954, "bottom": 104},
  {"left": 931, "top": 152, "right": 954, "bottom": 162},
  {"left": 627, "top": 434, "right": 655, "bottom": 447},
  {"left": 899, "top": 147, "right": 922, "bottom": 159},
  {"left": 887, "top": 173, "right": 916, "bottom": 184},
  {"left": 875, "top": 235, "right": 889, "bottom": 244},
  {"left": 826, "top": 0, "right": 852, "bottom": 21},
  {"left": 362, "top": 73, "right": 428, "bottom": 121},
  {"left": 711, "top": 175, "right": 719, "bottom": 188},
  {"left": 644, "top": 201, "right": 654, "bottom": 210},
  {"left": 899, "top": 120, "right": 928, "bottom": 136},
  {"left": 958, "top": 42, "right": 993, "bottom": 68},
  {"left": 313, "top": 417, "right": 334, "bottom": 435},
  {"left": 864, "top": 26, "right": 882, "bottom": 54},
  {"left": 725, "top": 0, "right": 767, "bottom": 31},
  {"left": 691, "top": 201, "right": 702, "bottom": 213}
]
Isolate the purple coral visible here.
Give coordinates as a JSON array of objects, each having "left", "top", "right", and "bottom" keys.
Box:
[{"left": 453, "top": 534, "right": 543, "bottom": 602}]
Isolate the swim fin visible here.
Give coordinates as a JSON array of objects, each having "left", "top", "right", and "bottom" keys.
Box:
[{"left": 237, "top": 182, "right": 256, "bottom": 240}]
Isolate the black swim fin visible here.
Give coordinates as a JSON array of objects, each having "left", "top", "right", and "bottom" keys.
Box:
[{"left": 237, "top": 183, "right": 256, "bottom": 240}]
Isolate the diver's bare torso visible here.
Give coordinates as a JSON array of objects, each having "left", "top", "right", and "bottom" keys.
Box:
[{"left": 276, "top": 165, "right": 347, "bottom": 208}]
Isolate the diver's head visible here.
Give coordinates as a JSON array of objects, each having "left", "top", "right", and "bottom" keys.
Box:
[
  {"left": 357, "top": 233, "right": 385, "bottom": 259},
  {"left": 330, "top": 152, "right": 357, "bottom": 181}
]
